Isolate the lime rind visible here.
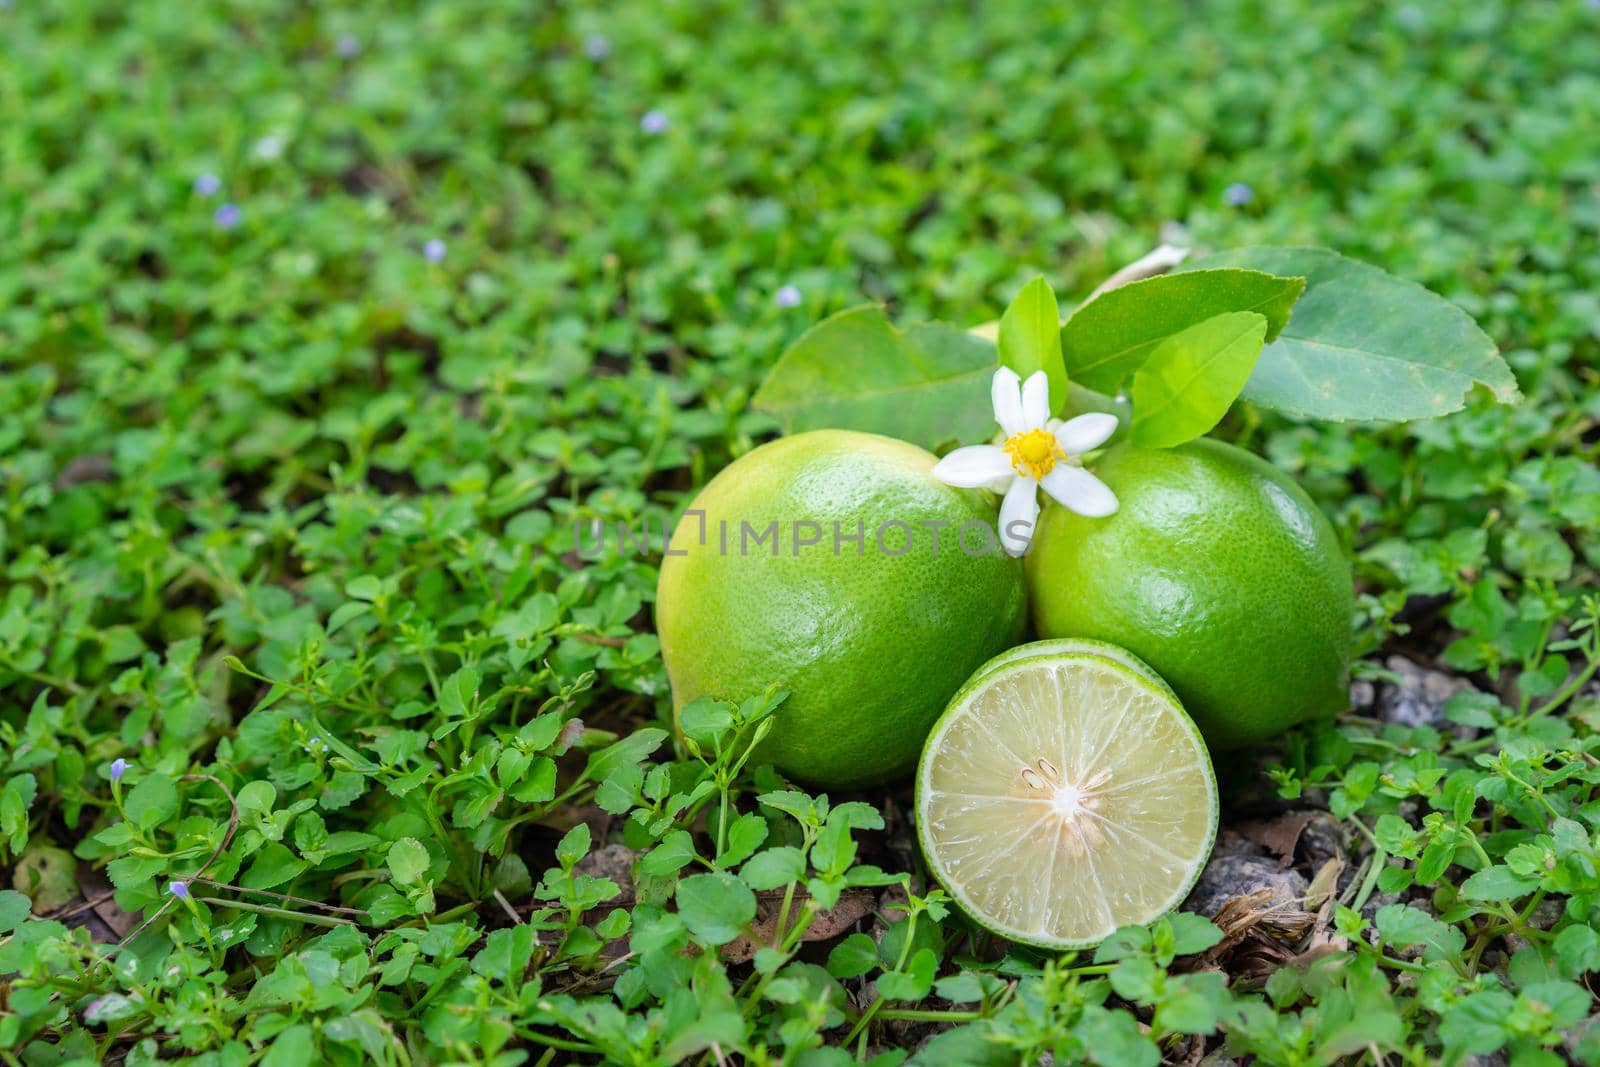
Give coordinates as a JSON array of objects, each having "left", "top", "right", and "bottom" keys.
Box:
[
  {"left": 915, "top": 649, "right": 1218, "bottom": 951},
  {"left": 970, "top": 638, "right": 1177, "bottom": 701}
]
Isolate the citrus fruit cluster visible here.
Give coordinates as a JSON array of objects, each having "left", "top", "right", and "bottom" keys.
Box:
[{"left": 656, "top": 425, "right": 1352, "bottom": 947}]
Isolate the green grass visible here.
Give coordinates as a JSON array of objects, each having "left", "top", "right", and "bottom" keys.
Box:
[{"left": 2, "top": 1, "right": 1598, "bottom": 1064}]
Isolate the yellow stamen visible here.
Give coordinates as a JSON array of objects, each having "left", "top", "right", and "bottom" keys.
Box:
[{"left": 1003, "top": 428, "right": 1064, "bottom": 480}]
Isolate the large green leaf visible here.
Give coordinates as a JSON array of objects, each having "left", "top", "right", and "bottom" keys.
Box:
[
  {"left": 752, "top": 305, "right": 995, "bottom": 449},
  {"left": 1130, "top": 312, "right": 1268, "bottom": 448},
  {"left": 1059, "top": 269, "right": 1305, "bottom": 395},
  {"left": 1184, "top": 247, "right": 1520, "bottom": 420},
  {"left": 997, "top": 277, "right": 1067, "bottom": 414}
]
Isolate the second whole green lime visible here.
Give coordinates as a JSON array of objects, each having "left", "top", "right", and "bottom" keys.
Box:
[
  {"left": 1025, "top": 438, "right": 1353, "bottom": 749},
  {"left": 656, "top": 430, "right": 1027, "bottom": 788}
]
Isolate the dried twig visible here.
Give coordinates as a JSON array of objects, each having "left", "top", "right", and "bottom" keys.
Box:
[{"left": 1085, "top": 243, "right": 1190, "bottom": 301}]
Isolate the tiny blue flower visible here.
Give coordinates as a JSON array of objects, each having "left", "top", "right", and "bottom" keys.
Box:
[
  {"left": 584, "top": 33, "right": 611, "bottom": 60},
  {"left": 774, "top": 284, "right": 802, "bottom": 309},
  {"left": 335, "top": 33, "right": 361, "bottom": 58},
  {"left": 193, "top": 173, "right": 222, "bottom": 197},
  {"left": 109, "top": 758, "right": 127, "bottom": 782},
  {"left": 424, "top": 238, "right": 447, "bottom": 263},
  {"left": 1222, "top": 182, "right": 1254, "bottom": 207},
  {"left": 640, "top": 109, "right": 669, "bottom": 135},
  {"left": 214, "top": 203, "right": 242, "bottom": 229},
  {"left": 168, "top": 880, "right": 190, "bottom": 899}
]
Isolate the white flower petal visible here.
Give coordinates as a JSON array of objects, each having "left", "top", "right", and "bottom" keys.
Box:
[
  {"left": 1020, "top": 371, "right": 1051, "bottom": 430},
  {"left": 1039, "top": 466, "right": 1119, "bottom": 518},
  {"left": 991, "top": 367, "right": 1026, "bottom": 438},
  {"left": 998, "top": 476, "right": 1040, "bottom": 557},
  {"left": 932, "top": 445, "right": 1014, "bottom": 488},
  {"left": 984, "top": 473, "right": 1017, "bottom": 494},
  {"left": 1053, "top": 412, "right": 1119, "bottom": 455}
]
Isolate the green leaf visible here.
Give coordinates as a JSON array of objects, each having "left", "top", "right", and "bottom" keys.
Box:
[
  {"left": 752, "top": 305, "right": 997, "bottom": 450},
  {"left": 1459, "top": 865, "right": 1540, "bottom": 901},
  {"left": 241, "top": 843, "right": 310, "bottom": 891},
  {"left": 556, "top": 823, "right": 592, "bottom": 868},
  {"left": 1374, "top": 904, "right": 1466, "bottom": 960},
  {"left": 997, "top": 277, "right": 1067, "bottom": 414},
  {"left": 1077, "top": 1004, "right": 1160, "bottom": 1067},
  {"left": 826, "top": 933, "right": 880, "bottom": 979},
  {"left": 1165, "top": 912, "right": 1226, "bottom": 957},
  {"left": 718, "top": 812, "right": 768, "bottom": 868},
  {"left": 123, "top": 775, "right": 178, "bottom": 832},
  {"left": 1060, "top": 269, "right": 1303, "bottom": 394},
  {"left": 674, "top": 872, "right": 756, "bottom": 946},
  {"left": 1184, "top": 247, "right": 1519, "bottom": 420},
  {"left": 387, "top": 838, "right": 430, "bottom": 885},
  {"left": 679, "top": 698, "right": 733, "bottom": 746},
  {"left": 261, "top": 1024, "right": 315, "bottom": 1067},
  {"left": 742, "top": 846, "right": 806, "bottom": 890},
  {"left": 0, "top": 890, "right": 30, "bottom": 933},
  {"left": 876, "top": 947, "right": 938, "bottom": 1001},
  {"left": 1554, "top": 924, "right": 1600, "bottom": 977},
  {"left": 1129, "top": 311, "right": 1267, "bottom": 448},
  {"left": 639, "top": 830, "right": 697, "bottom": 876}
]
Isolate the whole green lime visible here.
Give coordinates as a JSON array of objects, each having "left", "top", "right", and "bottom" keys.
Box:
[
  {"left": 657, "top": 430, "right": 1027, "bottom": 788},
  {"left": 1025, "top": 438, "right": 1352, "bottom": 749}
]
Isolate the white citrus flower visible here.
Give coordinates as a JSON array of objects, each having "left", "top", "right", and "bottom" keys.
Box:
[{"left": 933, "top": 367, "right": 1118, "bottom": 556}]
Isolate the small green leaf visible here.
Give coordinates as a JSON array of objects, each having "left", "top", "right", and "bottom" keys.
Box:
[
  {"left": 1459, "top": 865, "right": 1540, "bottom": 901},
  {"left": 1554, "top": 924, "right": 1600, "bottom": 977},
  {"left": 261, "top": 1024, "right": 315, "bottom": 1067},
  {"left": 675, "top": 872, "right": 756, "bottom": 946},
  {"left": 123, "top": 775, "right": 177, "bottom": 832},
  {"left": 742, "top": 846, "right": 806, "bottom": 890},
  {"left": 387, "top": 838, "right": 430, "bottom": 885},
  {"left": 1129, "top": 312, "right": 1267, "bottom": 448},
  {"left": 718, "top": 812, "right": 768, "bottom": 868},
  {"left": 752, "top": 305, "right": 997, "bottom": 449},
  {"left": 639, "top": 830, "right": 697, "bottom": 876},
  {"left": 1166, "top": 912, "right": 1226, "bottom": 957},
  {"left": 556, "top": 823, "right": 592, "bottom": 868},
  {"left": 1184, "top": 246, "right": 1519, "bottom": 420},
  {"left": 1061, "top": 268, "right": 1303, "bottom": 394},
  {"left": 241, "top": 843, "right": 309, "bottom": 891},
  {"left": 679, "top": 698, "right": 733, "bottom": 746},
  {"left": 826, "top": 933, "right": 880, "bottom": 979},
  {"left": 997, "top": 277, "right": 1067, "bottom": 414},
  {"left": 876, "top": 947, "right": 938, "bottom": 1001},
  {"left": 0, "top": 890, "right": 30, "bottom": 933}
]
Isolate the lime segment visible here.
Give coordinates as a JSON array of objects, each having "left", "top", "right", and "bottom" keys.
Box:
[{"left": 915, "top": 649, "right": 1218, "bottom": 949}]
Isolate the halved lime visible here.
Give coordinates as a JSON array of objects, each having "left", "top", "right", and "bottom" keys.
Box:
[{"left": 915, "top": 647, "right": 1218, "bottom": 949}]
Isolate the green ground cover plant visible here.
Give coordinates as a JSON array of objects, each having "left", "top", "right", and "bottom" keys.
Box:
[{"left": 2, "top": 1, "right": 1599, "bottom": 1064}]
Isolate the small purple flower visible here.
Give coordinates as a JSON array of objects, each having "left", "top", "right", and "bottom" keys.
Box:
[
  {"left": 1222, "top": 182, "right": 1254, "bottom": 207},
  {"left": 168, "top": 880, "right": 190, "bottom": 899},
  {"left": 423, "top": 238, "right": 447, "bottom": 263},
  {"left": 774, "top": 284, "right": 802, "bottom": 309},
  {"left": 109, "top": 758, "right": 127, "bottom": 782},
  {"left": 640, "top": 109, "right": 669, "bottom": 135},
  {"left": 335, "top": 33, "right": 361, "bottom": 58},
  {"left": 214, "top": 203, "right": 241, "bottom": 229},
  {"left": 193, "top": 173, "right": 222, "bottom": 197},
  {"left": 584, "top": 33, "right": 611, "bottom": 60}
]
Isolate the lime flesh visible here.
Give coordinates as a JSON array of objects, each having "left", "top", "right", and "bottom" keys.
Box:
[{"left": 915, "top": 650, "right": 1218, "bottom": 949}]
